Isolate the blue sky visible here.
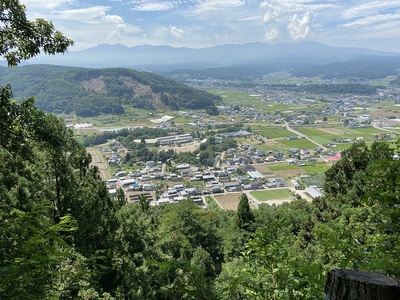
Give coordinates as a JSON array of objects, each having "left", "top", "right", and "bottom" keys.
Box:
[{"left": 24, "top": 0, "right": 400, "bottom": 52}]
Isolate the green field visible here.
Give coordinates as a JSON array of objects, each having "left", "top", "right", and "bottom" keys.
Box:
[
  {"left": 252, "top": 142, "right": 290, "bottom": 152},
  {"left": 251, "top": 126, "right": 293, "bottom": 139},
  {"left": 293, "top": 126, "right": 390, "bottom": 147},
  {"left": 277, "top": 138, "right": 318, "bottom": 149},
  {"left": 268, "top": 164, "right": 300, "bottom": 171},
  {"left": 301, "top": 163, "right": 331, "bottom": 174},
  {"left": 213, "top": 90, "right": 266, "bottom": 109},
  {"left": 250, "top": 189, "right": 293, "bottom": 201}
]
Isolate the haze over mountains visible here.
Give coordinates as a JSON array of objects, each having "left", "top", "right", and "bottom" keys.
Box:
[{"left": 28, "top": 41, "right": 400, "bottom": 72}]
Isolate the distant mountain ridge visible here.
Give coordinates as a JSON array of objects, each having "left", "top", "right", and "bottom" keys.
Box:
[{"left": 28, "top": 41, "right": 400, "bottom": 70}]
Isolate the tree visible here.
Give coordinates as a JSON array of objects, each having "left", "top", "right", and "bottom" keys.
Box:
[
  {"left": 236, "top": 193, "right": 255, "bottom": 232},
  {"left": 138, "top": 193, "right": 150, "bottom": 213},
  {"left": 0, "top": 2, "right": 103, "bottom": 298},
  {"left": 1, "top": 0, "right": 74, "bottom": 66}
]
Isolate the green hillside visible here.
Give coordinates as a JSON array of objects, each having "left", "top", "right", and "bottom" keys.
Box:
[{"left": 0, "top": 65, "right": 221, "bottom": 116}]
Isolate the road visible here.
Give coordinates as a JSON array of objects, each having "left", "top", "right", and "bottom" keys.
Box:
[
  {"left": 285, "top": 122, "right": 327, "bottom": 150},
  {"left": 87, "top": 148, "right": 111, "bottom": 180},
  {"left": 372, "top": 121, "right": 398, "bottom": 133}
]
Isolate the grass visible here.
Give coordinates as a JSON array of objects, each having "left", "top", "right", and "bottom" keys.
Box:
[
  {"left": 205, "top": 196, "right": 222, "bottom": 211},
  {"left": 292, "top": 126, "right": 390, "bottom": 148},
  {"left": 173, "top": 117, "right": 193, "bottom": 124},
  {"left": 277, "top": 138, "right": 318, "bottom": 149},
  {"left": 251, "top": 126, "right": 293, "bottom": 139},
  {"left": 301, "top": 163, "right": 331, "bottom": 174},
  {"left": 250, "top": 189, "right": 293, "bottom": 201},
  {"left": 211, "top": 90, "right": 266, "bottom": 109},
  {"left": 252, "top": 142, "right": 291, "bottom": 152},
  {"left": 268, "top": 164, "right": 300, "bottom": 171}
]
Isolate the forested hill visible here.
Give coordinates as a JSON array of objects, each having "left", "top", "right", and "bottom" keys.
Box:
[{"left": 0, "top": 65, "right": 221, "bottom": 116}]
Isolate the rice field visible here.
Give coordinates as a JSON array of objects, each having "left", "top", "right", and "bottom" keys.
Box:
[
  {"left": 250, "top": 189, "right": 293, "bottom": 201},
  {"left": 252, "top": 126, "right": 293, "bottom": 139},
  {"left": 301, "top": 163, "right": 331, "bottom": 174},
  {"left": 277, "top": 138, "right": 318, "bottom": 149}
]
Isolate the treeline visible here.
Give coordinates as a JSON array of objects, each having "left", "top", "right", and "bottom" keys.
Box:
[
  {"left": 83, "top": 127, "right": 169, "bottom": 147},
  {"left": 266, "top": 83, "right": 379, "bottom": 95},
  {"left": 298, "top": 83, "right": 379, "bottom": 95},
  {"left": 164, "top": 57, "right": 400, "bottom": 82},
  {"left": 163, "top": 63, "right": 288, "bottom": 81},
  {"left": 119, "top": 135, "right": 238, "bottom": 167},
  {"left": 291, "top": 57, "right": 400, "bottom": 79},
  {"left": 0, "top": 65, "right": 221, "bottom": 116},
  {"left": 391, "top": 75, "right": 400, "bottom": 86}
]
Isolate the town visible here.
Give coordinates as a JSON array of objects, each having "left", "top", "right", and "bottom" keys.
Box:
[{"left": 81, "top": 80, "right": 400, "bottom": 210}]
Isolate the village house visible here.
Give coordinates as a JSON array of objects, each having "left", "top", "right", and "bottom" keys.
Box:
[
  {"left": 156, "top": 133, "right": 193, "bottom": 146},
  {"left": 223, "top": 181, "right": 241, "bottom": 192}
]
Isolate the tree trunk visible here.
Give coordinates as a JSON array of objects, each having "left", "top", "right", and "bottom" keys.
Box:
[{"left": 324, "top": 269, "right": 400, "bottom": 300}]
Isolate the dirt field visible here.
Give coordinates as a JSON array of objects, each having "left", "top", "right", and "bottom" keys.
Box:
[
  {"left": 318, "top": 128, "right": 345, "bottom": 135},
  {"left": 159, "top": 142, "right": 199, "bottom": 153},
  {"left": 87, "top": 148, "right": 111, "bottom": 180},
  {"left": 274, "top": 168, "right": 305, "bottom": 178},
  {"left": 252, "top": 163, "right": 273, "bottom": 174},
  {"left": 213, "top": 193, "right": 256, "bottom": 210}
]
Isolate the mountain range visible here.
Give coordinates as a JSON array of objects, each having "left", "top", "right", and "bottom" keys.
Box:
[{"left": 28, "top": 41, "right": 400, "bottom": 72}]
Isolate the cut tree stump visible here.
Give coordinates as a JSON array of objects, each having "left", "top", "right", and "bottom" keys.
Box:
[{"left": 324, "top": 269, "right": 400, "bottom": 300}]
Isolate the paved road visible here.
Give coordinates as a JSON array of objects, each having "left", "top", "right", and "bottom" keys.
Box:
[
  {"left": 372, "top": 121, "right": 398, "bottom": 133},
  {"left": 284, "top": 122, "right": 327, "bottom": 150}
]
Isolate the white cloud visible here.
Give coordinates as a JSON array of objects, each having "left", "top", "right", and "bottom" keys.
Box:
[
  {"left": 342, "top": 1, "right": 400, "bottom": 20},
  {"left": 191, "top": 0, "right": 245, "bottom": 14},
  {"left": 260, "top": 0, "right": 313, "bottom": 42},
  {"left": 18, "top": 0, "right": 400, "bottom": 52},
  {"left": 343, "top": 12, "right": 400, "bottom": 27},
  {"left": 362, "top": 19, "right": 400, "bottom": 38},
  {"left": 23, "top": 0, "right": 74, "bottom": 10},
  {"left": 264, "top": 28, "right": 278, "bottom": 41},
  {"left": 50, "top": 6, "right": 112, "bottom": 22},
  {"left": 161, "top": 25, "right": 185, "bottom": 38},
  {"left": 239, "top": 15, "right": 262, "bottom": 22},
  {"left": 100, "top": 11, "right": 125, "bottom": 26},
  {"left": 262, "top": 2, "right": 282, "bottom": 23},
  {"left": 287, "top": 11, "right": 312, "bottom": 40},
  {"left": 131, "top": 1, "right": 175, "bottom": 11}
]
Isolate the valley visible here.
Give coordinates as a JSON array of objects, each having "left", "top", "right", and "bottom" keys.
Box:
[{"left": 73, "top": 77, "right": 400, "bottom": 210}]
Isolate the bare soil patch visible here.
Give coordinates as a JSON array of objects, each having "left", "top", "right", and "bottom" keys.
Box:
[
  {"left": 252, "top": 163, "right": 273, "bottom": 174},
  {"left": 213, "top": 194, "right": 241, "bottom": 210},
  {"left": 318, "top": 128, "right": 345, "bottom": 135},
  {"left": 275, "top": 168, "right": 305, "bottom": 178},
  {"left": 213, "top": 193, "right": 256, "bottom": 210},
  {"left": 159, "top": 143, "right": 199, "bottom": 153},
  {"left": 81, "top": 77, "right": 105, "bottom": 92}
]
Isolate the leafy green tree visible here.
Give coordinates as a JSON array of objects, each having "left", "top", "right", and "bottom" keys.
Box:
[
  {"left": 138, "top": 193, "right": 150, "bottom": 213},
  {"left": 0, "top": 89, "right": 93, "bottom": 298},
  {"left": 236, "top": 193, "right": 255, "bottom": 232},
  {"left": 0, "top": 3, "right": 119, "bottom": 298},
  {"left": 1, "top": 0, "right": 73, "bottom": 66}
]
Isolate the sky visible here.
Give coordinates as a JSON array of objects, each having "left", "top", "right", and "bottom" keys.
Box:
[{"left": 23, "top": 0, "right": 400, "bottom": 53}]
